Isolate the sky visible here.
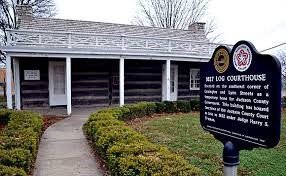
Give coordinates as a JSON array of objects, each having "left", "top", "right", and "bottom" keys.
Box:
[{"left": 55, "top": 0, "right": 286, "bottom": 53}]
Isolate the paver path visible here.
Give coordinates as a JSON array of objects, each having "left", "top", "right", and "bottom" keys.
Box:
[{"left": 34, "top": 109, "right": 105, "bottom": 176}]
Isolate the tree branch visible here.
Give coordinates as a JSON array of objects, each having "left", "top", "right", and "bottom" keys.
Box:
[
  {"left": 132, "top": 0, "right": 220, "bottom": 41},
  {"left": 0, "top": 0, "right": 56, "bottom": 45}
]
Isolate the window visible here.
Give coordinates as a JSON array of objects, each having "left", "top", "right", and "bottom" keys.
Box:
[
  {"left": 54, "top": 64, "right": 65, "bottom": 94},
  {"left": 190, "top": 69, "right": 200, "bottom": 90}
]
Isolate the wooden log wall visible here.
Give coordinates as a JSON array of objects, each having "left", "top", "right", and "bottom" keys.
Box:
[
  {"left": 19, "top": 58, "right": 200, "bottom": 108},
  {"left": 20, "top": 58, "right": 55, "bottom": 107},
  {"left": 71, "top": 59, "right": 118, "bottom": 106},
  {"left": 174, "top": 61, "right": 201, "bottom": 101},
  {"left": 71, "top": 59, "right": 163, "bottom": 105},
  {"left": 123, "top": 60, "right": 163, "bottom": 104}
]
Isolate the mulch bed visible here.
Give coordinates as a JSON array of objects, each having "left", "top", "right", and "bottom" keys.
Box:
[{"left": 42, "top": 115, "right": 67, "bottom": 131}]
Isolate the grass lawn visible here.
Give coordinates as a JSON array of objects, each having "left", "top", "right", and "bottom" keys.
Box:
[{"left": 132, "top": 112, "right": 286, "bottom": 176}]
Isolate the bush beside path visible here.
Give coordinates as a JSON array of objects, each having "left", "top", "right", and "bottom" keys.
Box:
[
  {"left": 84, "top": 101, "right": 201, "bottom": 176},
  {"left": 0, "top": 109, "right": 43, "bottom": 176}
]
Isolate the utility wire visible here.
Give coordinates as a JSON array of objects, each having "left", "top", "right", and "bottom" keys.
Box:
[{"left": 260, "top": 42, "right": 286, "bottom": 52}]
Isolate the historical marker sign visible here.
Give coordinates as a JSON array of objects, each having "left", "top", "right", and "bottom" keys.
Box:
[
  {"left": 200, "top": 41, "right": 281, "bottom": 149},
  {"left": 24, "top": 70, "right": 40, "bottom": 80}
]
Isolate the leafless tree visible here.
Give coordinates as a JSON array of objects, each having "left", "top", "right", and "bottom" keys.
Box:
[
  {"left": 0, "top": 0, "right": 56, "bottom": 97},
  {"left": 0, "top": 0, "right": 56, "bottom": 44},
  {"left": 275, "top": 50, "right": 286, "bottom": 79},
  {"left": 271, "top": 49, "right": 286, "bottom": 95},
  {"left": 133, "top": 0, "right": 220, "bottom": 41}
]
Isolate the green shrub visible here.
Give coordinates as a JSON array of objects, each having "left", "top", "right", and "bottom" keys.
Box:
[
  {"left": 0, "top": 109, "right": 13, "bottom": 125},
  {"left": 95, "top": 126, "right": 147, "bottom": 154},
  {"left": 155, "top": 102, "right": 165, "bottom": 113},
  {"left": 0, "top": 148, "right": 32, "bottom": 172},
  {"left": 107, "top": 142, "right": 168, "bottom": 174},
  {"left": 141, "top": 102, "right": 156, "bottom": 116},
  {"left": 92, "top": 120, "right": 125, "bottom": 130},
  {"left": 163, "top": 101, "right": 178, "bottom": 113},
  {"left": 107, "top": 141, "right": 167, "bottom": 159},
  {"left": 7, "top": 111, "right": 43, "bottom": 133},
  {"left": 84, "top": 102, "right": 201, "bottom": 176},
  {"left": 0, "top": 110, "right": 43, "bottom": 175},
  {"left": 117, "top": 152, "right": 201, "bottom": 176},
  {"left": 123, "top": 104, "right": 143, "bottom": 120},
  {"left": 0, "top": 165, "right": 27, "bottom": 176},
  {"left": 176, "top": 100, "right": 191, "bottom": 113},
  {"left": 190, "top": 100, "right": 200, "bottom": 111},
  {"left": 84, "top": 113, "right": 118, "bottom": 135},
  {"left": 88, "top": 112, "right": 117, "bottom": 122},
  {"left": 86, "top": 120, "right": 125, "bottom": 137},
  {"left": 97, "top": 107, "right": 130, "bottom": 120},
  {"left": 0, "top": 128, "right": 38, "bottom": 157},
  {"left": 123, "top": 102, "right": 156, "bottom": 120}
]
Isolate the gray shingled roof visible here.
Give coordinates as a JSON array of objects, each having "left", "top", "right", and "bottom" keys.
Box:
[{"left": 18, "top": 17, "right": 208, "bottom": 41}]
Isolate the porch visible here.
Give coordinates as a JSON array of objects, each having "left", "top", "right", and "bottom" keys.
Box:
[
  {"left": 6, "top": 56, "right": 201, "bottom": 115},
  {"left": 3, "top": 29, "right": 228, "bottom": 115}
]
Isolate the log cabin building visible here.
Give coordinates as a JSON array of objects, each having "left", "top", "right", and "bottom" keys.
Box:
[{"left": 2, "top": 5, "right": 231, "bottom": 115}]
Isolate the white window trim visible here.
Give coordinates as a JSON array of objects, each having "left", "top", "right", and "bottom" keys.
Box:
[{"left": 190, "top": 69, "right": 200, "bottom": 90}]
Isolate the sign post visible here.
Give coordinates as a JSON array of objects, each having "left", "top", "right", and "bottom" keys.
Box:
[
  {"left": 223, "top": 141, "right": 239, "bottom": 176},
  {"left": 200, "top": 41, "right": 281, "bottom": 175}
]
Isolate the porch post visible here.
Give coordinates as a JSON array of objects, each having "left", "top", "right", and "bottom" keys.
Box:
[
  {"left": 13, "top": 58, "right": 21, "bottom": 110},
  {"left": 66, "top": 57, "right": 72, "bottom": 115},
  {"left": 119, "top": 58, "right": 124, "bottom": 106},
  {"left": 166, "top": 59, "right": 171, "bottom": 101},
  {"left": 6, "top": 55, "right": 13, "bottom": 109}
]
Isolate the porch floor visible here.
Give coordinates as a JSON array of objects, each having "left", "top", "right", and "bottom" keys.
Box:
[{"left": 33, "top": 108, "right": 107, "bottom": 176}]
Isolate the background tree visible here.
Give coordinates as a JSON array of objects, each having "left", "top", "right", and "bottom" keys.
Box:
[
  {"left": 0, "top": 0, "right": 56, "bottom": 99},
  {"left": 0, "top": 0, "right": 56, "bottom": 44},
  {"left": 267, "top": 48, "right": 286, "bottom": 97},
  {"left": 133, "top": 0, "right": 220, "bottom": 41},
  {"left": 275, "top": 50, "right": 286, "bottom": 80}
]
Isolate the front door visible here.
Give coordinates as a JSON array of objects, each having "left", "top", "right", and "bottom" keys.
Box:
[
  {"left": 49, "top": 61, "right": 67, "bottom": 106},
  {"left": 170, "top": 65, "right": 178, "bottom": 101},
  {"left": 162, "top": 64, "right": 178, "bottom": 101}
]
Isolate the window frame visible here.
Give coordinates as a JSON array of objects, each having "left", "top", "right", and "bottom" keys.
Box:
[{"left": 190, "top": 69, "right": 200, "bottom": 90}]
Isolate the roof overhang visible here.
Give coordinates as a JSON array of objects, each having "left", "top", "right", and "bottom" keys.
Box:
[{"left": 3, "top": 46, "right": 211, "bottom": 62}]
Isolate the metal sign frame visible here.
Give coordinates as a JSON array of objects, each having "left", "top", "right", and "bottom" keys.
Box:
[{"left": 200, "top": 41, "right": 281, "bottom": 149}]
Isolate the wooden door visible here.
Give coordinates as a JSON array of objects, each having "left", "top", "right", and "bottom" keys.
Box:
[
  {"left": 49, "top": 62, "right": 67, "bottom": 106},
  {"left": 162, "top": 64, "right": 178, "bottom": 101}
]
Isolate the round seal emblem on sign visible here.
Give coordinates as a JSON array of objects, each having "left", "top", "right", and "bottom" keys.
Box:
[
  {"left": 214, "top": 48, "right": 229, "bottom": 73},
  {"left": 233, "top": 44, "right": 252, "bottom": 72}
]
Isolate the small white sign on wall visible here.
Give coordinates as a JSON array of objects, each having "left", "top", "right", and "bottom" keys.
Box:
[{"left": 24, "top": 70, "right": 40, "bottom": 80}]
